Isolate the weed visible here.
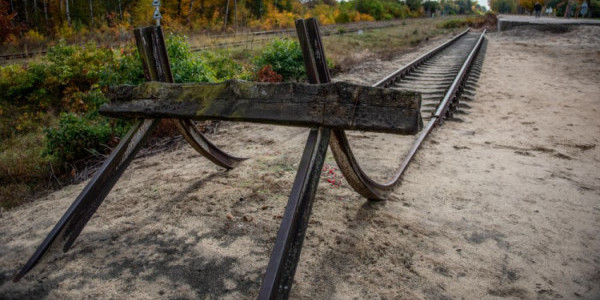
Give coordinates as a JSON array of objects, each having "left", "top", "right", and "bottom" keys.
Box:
[{"left": 253, "top": 38, "right": 305, "bottom": 81}]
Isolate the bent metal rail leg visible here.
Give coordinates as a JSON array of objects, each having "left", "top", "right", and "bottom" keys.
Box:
[
  {"left": 13, "top": 25, "right": 245, "bottom": 282},
  {"left": 134, "top": 26, "right": 246, "bottom": 169}
]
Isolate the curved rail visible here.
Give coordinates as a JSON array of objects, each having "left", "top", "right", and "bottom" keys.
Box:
[
  {"left": 331, "top": 29, "right": 487, "bottom": 200},
  {"left": 175, "top": 119, "right": 246, "bottom": 169}
]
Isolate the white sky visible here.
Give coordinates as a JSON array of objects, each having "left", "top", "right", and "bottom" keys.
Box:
[{"left": 477, "top": 0, "right": 489, "bottom": 9}]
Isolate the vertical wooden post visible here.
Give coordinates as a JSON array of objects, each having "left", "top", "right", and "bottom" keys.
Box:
[{"left": 258, "top": 18, "right": 332, "bottom": 299}]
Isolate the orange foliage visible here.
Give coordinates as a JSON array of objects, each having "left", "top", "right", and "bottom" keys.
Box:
[{"left": 255, "top": 65, "right": 283, "bottom": 82}]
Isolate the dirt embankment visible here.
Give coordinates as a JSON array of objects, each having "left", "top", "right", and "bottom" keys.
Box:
[{"left": 1, "top": 25, "right": 599, "bottom": 299}]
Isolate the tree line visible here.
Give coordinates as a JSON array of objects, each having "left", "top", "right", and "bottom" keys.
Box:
[{"left": 1, "top": 0, "right": 486, "bottom": 44}]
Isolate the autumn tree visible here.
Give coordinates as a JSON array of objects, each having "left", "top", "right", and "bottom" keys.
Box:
[{"left": 0, "top": 1, "right": 24, "bottom": 42}]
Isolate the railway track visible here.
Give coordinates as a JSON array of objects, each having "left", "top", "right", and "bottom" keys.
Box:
[
  {"left": 11, "top": 23, "right": 488, "bottom": 299},
  {"left": 331, "top": 28, "right": 487, "bottom": 200},
  {"left": 389, "top": 30, "right": 485, "bottom": 121}
]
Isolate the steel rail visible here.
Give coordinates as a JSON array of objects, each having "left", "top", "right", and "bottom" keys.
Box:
[
  {"left": 373, "top": 28, "right": 470, "bottom": 88},
  {"left": 258, "top": 18, "right": 333, "bottom": 299},
  {"left": 394, "top": 29, "right": 487, "bottom": 179},
  {"left": 330, "top": 29, "right": 486, "bottom": 200}
]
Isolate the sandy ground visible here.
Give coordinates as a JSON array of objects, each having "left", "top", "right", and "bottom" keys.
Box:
[{"left": 1, "top": 25, "right": 599, "bottom": 299}]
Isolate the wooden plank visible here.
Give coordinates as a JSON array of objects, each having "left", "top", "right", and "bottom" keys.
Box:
[{"left": 101, "top": 80, "right": 422, "bottom": 134}]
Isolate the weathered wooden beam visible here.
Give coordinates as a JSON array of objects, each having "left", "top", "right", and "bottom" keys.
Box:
[{"left": 101, "top": 80, "right": 423, "bottom": 134}]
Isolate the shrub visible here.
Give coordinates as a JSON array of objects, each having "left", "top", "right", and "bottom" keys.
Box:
[
  {"left": 256, "top": 65, "right": 283, "bottom": 82},
  {"left": 167, "top": 34, "right": 217, "bottom": 83},
  {"left": 199, "top": 50, "right": 246, "bottom": 81},
  {"left": 356, "top": 0, "right": 385, "bottom": 20},
  {"left": 99, "top": 46, "right": 144, "bottom": 86},
  {"left": 44, "top": 113, "right": 117, "bottom": 162},
  {"left": 335, "top": 10, "right": 352, "bottom": 24},
  {"left": 254, "top": 38, "right": 305, "bottom": 81}
]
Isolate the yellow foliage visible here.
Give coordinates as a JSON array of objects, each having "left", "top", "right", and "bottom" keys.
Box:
[
  {"left": 357, "top": 13, "right": 375, "bottom": 22},
  {"left": 56, "top": 24, "right": 75, "bottom": 39},
  {"left": 24, "top": 30, "right": 45, "bottom": 43}
]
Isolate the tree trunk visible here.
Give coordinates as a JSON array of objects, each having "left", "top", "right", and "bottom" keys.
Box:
[
  {"left": 44, "top": 0, "right": 47, "bottom": 24},
  {"left": 66, "top": 0, "right": 71, "bottom": 25},
  {"left": 234, "top": 0, "right": 237, "bottom": 32},
  {"left": 188, "top": 0, "right": 194, "bottom": 24},
  {"left": 118, "top": 0, "right": 122, "bottom": 19},
  {"left": 89, "top": 0, "right": 94, "bottom": 26},
  {"left": 10, "top": 0, "right": 14, "bottom": 12},
  {"left": 223, "top": 0, "right": 229, "bottom": 29},
  {"left": 177, "top": 0, "right": 182, "bottom": 17},
  {"left": 23, "top": 0, "right": 28, "bottom": 23}
]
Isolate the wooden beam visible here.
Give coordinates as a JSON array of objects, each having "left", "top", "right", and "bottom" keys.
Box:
[{"left": 101, "top": 80, "right": 423, "bottom": 134}]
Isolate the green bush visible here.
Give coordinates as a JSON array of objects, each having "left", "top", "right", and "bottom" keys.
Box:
[
  {"left": 199, "top": 50, "right": 245, "bottom": 81},
  {"left": 99, "top": 47, "right": 144, "bottom": 86},
  {"left": 254, "top": 38, "right": 305, "bottom": 81},
  {"left": 356, "top": 0, "right": 385, "bottom": 20},
  {"left": 44, "top": 113, "right": 120, "bottom": 162},
  {"left": 335, "top": 10, "right": 352, "bottom": 23},
  {"left": 166, "top": 35, "right": 217, "bottom": 83}
]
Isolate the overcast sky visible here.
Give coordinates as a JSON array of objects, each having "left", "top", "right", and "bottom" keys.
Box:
[{"left": 476, "top": 0, "right": 489, "bottom": 9}]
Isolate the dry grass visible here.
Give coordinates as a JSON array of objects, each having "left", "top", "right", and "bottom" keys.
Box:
[
  {"left": 185, "top": 16, "right": 467, "bottom": 73},
  {"left": 323, "top": 17, "right": 464, "bottom": 72},
  {"left": 0, "top": 131, "right": 54, "bottom": 210}
]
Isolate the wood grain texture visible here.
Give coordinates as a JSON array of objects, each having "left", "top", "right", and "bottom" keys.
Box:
[{"left": 102, "top": 80, "right": 423, "bottom": 134}]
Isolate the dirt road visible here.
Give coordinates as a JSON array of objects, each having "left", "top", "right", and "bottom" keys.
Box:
[{"left": 1, "top": 25, "right": 599, "bottom": 299}]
